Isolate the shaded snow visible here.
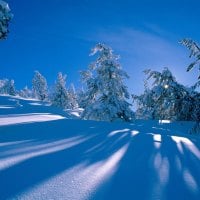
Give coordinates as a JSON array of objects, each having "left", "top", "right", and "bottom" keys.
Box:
[
  {"left": 0, "top": 95, "right": 200, "bottom": 200},
  {"left": 17, "top": 144, "right": 129, "bottom": 200}
]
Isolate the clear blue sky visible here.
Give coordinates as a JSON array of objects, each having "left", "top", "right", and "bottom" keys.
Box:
[{"left": 1, "top": 0, "right": 200, "bottom": 94}]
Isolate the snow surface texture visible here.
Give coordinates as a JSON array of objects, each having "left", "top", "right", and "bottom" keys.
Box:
[{"left": 0, "top": 95, "right": 200, "bottom": 200}]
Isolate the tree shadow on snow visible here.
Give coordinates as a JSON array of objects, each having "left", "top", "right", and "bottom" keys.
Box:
[
  {"left": 93, "top": 122, "right": 200, "bottom": 200},
  {"left": 0, "top": 119, "right": 133, "bottom": 199},
  {"left": 0, "top": 119, "right": 200, "bottom": 200}
]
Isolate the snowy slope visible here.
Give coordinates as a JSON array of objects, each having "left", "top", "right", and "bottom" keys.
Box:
[{"left": 0, "top": 95, "right": 200, "bottom": 200}]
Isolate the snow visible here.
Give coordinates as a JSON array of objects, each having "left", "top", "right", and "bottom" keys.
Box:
[
  {"left": 159, "top": 120, "right": 171, "bottom": 124},
  {"left": 0, "top": 105, "right": 14, "bottom": 109},
  {"left": 0, "top": 113, "right": 65, "bottom": 126},
  {"left": 131, "top": 130, "right": 140, "bottom": 136},
  {"left": 0, "top": 95, "right": 200, "bottom": 200},
  {"left": 164, "top": 84, "right": 169, "bottom": 89},
  {"left": 0, "top": 136, "right": 91, "bottom": 171}
]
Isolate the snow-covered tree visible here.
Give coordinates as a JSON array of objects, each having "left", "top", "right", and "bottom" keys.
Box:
[
  {"left": 68, "top": 84, "right": 78, "bottom": 109},
  {"left": 133, "top": 88, "right": 156, "bottom": 120},
  {"left": 0, "top": 0, "right": 12, "bottom": 39},
  {"left": 133, "top": 68, "right": 191, "bottom": 121},
  {"left": 52, "top": 73, "right": 79, "bottom": 109},
  {"left": 0, "top": 78, "right": 16, "bottom": 95},
  {"left": 81, "top": 43, "right": 133, "bottom": 122},
  {"left": 191, "top": 94, "right": 200, "bottom": 133},
  {"left": 32, "top": 71, "right": 48, "bottom": 101},
  {"left": 181, "top": 39, "right": 200, "bottom": 133},
  {"left": 51, "top": 72, "right": 68, "bottom": 108},
  {"left": 19, "top": 86, "right": 33, "bottom": 98},
  {"left": 0, "top": 79, "right": 7, "bottom": 94},
  {"left": 76, "top": 88, "right": 87, "bottom": 109},
  {"left": 8, "top": 79, "right": 15, "bottom": 95},
  {"left": 181, "top": 39, "right": 200, "bottom": 89}
]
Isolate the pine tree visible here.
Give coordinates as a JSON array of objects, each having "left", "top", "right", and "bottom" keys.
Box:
[
  {"left": 0, "top": 79, "right": 8, "bottom": 94},
  {"left": 0, "top": 0, "right": 12, "bottom": 39},
  {"left": 81, "top": 43, "right": 133, "bottom": 122},
  {"left": 32, "top": 71, "right": 48, "bottom": 101},
  {"left": 52, "top": 72, "right": 69, "bottom": 108},
  {"left": 133, "top": 88, "right": 156, "bottom": 120},
  {"left": 68, "top": 84, "right": 78, "bottom": 109},
  {"left": 0, "top": 78, "right": 16, "bottom": 95},
  {"left": 181, "top": 39, "right": 200, "bottom": 88},
  {"left": 77, "top": 88, "right": 87, "bottom": 109},
  {"left": 8, "top": 79, "right": 16, "bottom": 96},
  {"left": 181, "top": 39, "right": 200, "bottom": 132},
  {"left": 133, "top": 68, "right": 191, "bottom": 121},
  {"left": 19, "top": 86, "right": 33, "bottom": 98}
]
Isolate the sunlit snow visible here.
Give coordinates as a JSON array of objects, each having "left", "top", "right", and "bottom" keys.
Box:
[
  {"left": 108, "top": 128, "right": 130, "bottom": 136},
  {"left": 159, "top": 120, "right": 171, "bottom": 124},
  {"left": 0, "top": 113, "right": 65, "bottom": 126}
]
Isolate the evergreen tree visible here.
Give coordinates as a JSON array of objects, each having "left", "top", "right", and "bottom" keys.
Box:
[
  {"left": 0, "top": 79, "right": 7, "bottom": 94},
  {"left": 181, "top": 38, "right": 200, "bottom": 132},
  {"left": 0, "top": 78, "right": 16, "bottom": 95},
  {"left": 133, "top": 88, "right": 156, "bottom": 120},
  {"left": 32, "top": 71, "right": 48, "bottom": 101},
  {"left": 181, "top": 39, "right": 200, "bottom": 88},
  {"left": 0, "top": 0, "right": 12, "bottom": 39},
  {"left": 52, "top": 72, "right": 69, "bottom": 108},
  {"left": 52, "top": 73, "right": 78, "bottom": 109},
  {"left": 77, "top": 88, "right": 87, "bottom": 109},
  {"left": 133, "top": 68, "right": 191, "bottom": 120},
  {"left": 8, "top": 79, "right": 16, "bottom": 96},
  {"left": 190, "top": 93, "right": 200, "bottom": 133},
  {"left": 19, "top": 86, "right": 33, "bottom": 98},
  {"left": 81, "top": 43, "right": 133, "bottom": 121},
  {"left": 68, "top": 84, "right": 78, "bottom": 109}
]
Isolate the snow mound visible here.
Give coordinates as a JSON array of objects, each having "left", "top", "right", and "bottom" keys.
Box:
[{"left": 0, "top": 95, "right": 79, "bottom": 120}]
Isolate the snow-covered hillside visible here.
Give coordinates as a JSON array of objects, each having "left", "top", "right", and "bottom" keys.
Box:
[{"left": 0, "top": 95, "right": 200, "bottom": 200}]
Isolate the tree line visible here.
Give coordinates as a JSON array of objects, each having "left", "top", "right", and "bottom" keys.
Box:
[{"left": 0, "top": 41, "right": 199, "bottom": 124}]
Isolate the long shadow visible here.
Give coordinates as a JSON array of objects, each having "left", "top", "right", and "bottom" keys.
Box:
[
  {"left": 1, "top": 118, "right": 199, "bottom": 200},
  {"left": 92, "top": 131, "right": 156, "bottom": 200},
  {"left": 159, "top": 134, "right": 200, "bottom": 200},
  {"left": 92, "top": 122, "right": 200, "bottom": 200},
  {"left": 0, "top": 118, "right": 132, "bottom": 199}
]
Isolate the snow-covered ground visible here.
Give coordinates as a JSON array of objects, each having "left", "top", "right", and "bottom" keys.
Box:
[{"left": 0, "top": 95, "right": 200, "bottom": 200}]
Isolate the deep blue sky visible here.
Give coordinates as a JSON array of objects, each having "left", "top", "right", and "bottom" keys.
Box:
[{"left": 1, "top": 0, "right": 200, "bottom": 94}]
